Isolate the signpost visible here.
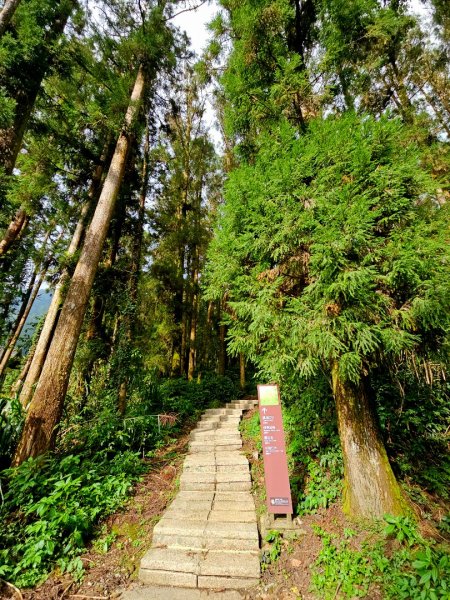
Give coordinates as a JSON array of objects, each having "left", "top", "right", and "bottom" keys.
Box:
[{"left": 257, "top": 384, "right": 293, "bottom": 515}]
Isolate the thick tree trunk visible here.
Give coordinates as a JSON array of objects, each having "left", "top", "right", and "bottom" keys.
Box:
[
  {"left": 0, "top": 0, "right": 21, "bottom": 37},
  {"left": 18, "top": 153, "right": 108, "bottom": 409},
  {"left": 0, "top": 262, "right": 48, "bottom": 381},
  {"left": 331, "top": 361, "right": 408, "bottom": 518},
  {"left": 13, "top": 65, "right": 146, "bottom": 465}
]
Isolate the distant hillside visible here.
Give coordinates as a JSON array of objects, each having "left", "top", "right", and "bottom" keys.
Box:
[{"left": 17, "top": 288, "right": 53, "bottom": 350}]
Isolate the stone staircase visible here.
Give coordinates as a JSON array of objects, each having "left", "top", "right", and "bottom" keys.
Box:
[{"left": 130, "top": 398, "right": 260, "bottom": 597}]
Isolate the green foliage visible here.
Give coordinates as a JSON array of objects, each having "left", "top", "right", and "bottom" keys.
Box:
[
  {"left": 159, "top": 374, "right": 239, "bottom": 420},
  {"left": 0, "top": 450, "right": 143, "bottom": 587},
  {"left": 239, "top": 411, "right": 262, "bottom": 453},
  {"left": 0, "top": 398, "right": 24, "bottom": 470},
  {"left": 374, "top": 374, "right": 450, "bottom": 501},
  {"left": 261, "top": 530, "right": 283, "bottom": 570},
  {"left": 311, "top": 517, "right": 450, "bottom": 600},
  {"left": 312, "top": 526, "right": 373, "bottom": 598},
  {"left": 208, "top": 113, "right": 449, "bottom": 386},
  {"left": 296, "top": 445, "right": 343, "bottom": 515}
]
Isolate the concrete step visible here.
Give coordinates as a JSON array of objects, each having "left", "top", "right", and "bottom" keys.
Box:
[
  {"left": 227, "top": 401, "right": 257, "bottom": 410},
  {"left": 189, "top": 442, "right": 242, "bottom": 453},
  {"left": 203, "top": 408, "right": 243, "bottom": 416},
  {"left": 195, "top": 421, "right": 240, "bottom": 431},
  {"left": 139, "top": 548, "right": 260, "bottom": 592},
  {"left": 190, "top": 431, "right": 242, "bottom": 442},
  {"left": 122, "top": 587, "right": 244, "bottom": 600}
]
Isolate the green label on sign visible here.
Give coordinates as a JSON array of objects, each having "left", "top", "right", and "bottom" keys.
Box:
[{"left": 259, "top": 385, "right": 279, "bottom": 406}]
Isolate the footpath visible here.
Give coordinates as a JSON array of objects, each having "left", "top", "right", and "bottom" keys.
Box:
[{"left": 122, "top": 398, "right": 261, "bottom": 600}]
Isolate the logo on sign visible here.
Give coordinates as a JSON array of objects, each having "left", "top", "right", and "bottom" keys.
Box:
[{"left": 270, "top": 497, "right": 290, "bottom": 506}]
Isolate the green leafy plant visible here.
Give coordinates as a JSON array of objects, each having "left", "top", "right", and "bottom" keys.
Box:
[
  {"left": 0, "top": 450, "right": 143, "bottom": 587},
  {"left": 93, "top": 528, "right": 118, "bottom": 554},
  {"left": 261, "top": 529, "right": 283, "bottom": 570},
  {"left": 0, "top": 397, "right": 24, "bottom": 469},
  {"left": 311, "top": 526, "right": 373, "bottom": 598},
  {"left": 239, "top": 411, "right": 262, "bottom": 452},
  {"left": 311, "top": 517, "right": 450, "bottom": 599},
  {"left": 296, "top": 445, "right": 343, "bottom": 515}
]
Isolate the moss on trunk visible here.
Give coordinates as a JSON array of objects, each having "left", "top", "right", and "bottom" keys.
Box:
[{"left": 331, "top": 361, "right": 409, "bottom": 519}]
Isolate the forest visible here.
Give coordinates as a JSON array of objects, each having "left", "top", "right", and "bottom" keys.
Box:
[{"left": 0, "top": 0, "right": 449, "bottom": 598}]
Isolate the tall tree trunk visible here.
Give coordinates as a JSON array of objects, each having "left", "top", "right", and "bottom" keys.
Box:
[
  {"left": 0, "top": 0, "right": 21, "bottom": 37},
  {"left": 117, "top": 125, "right": 151, "bottom": 414},
  {"left": 180, "top": 287, "right": 188, "bottom": 377},
  {"left": 187, "top": 250, "right": 199, "bottom": 381},
  {"left": 239, "top": 352, "right": 246, "bottom": 391},
  {"left": 202, "top": 300, "right": 214, "bottom": 371},
  {"left": 13, "top": 65, "right": 146, "bottom": 465},
  {"left": 18, "top": 151, "right": 108, "bottom": 409},
  {"left": 0, "top": 261, "right": 49, "bottom": 382},
  {"left": 331, "top": 361, "right": 408, "bottom": 518},
  {"left": 130, "top": 124, "right": 150, "bottom": 302},
  {"left": 0, "top": 2, "right": 73, "bottom": 175}
]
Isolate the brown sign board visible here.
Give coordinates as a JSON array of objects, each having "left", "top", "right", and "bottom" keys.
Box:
[{"left": 257, "top": 384, "right": 293, "bottom": 515}]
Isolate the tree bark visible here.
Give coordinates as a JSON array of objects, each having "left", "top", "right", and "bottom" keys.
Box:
[
  {"left": 18, "top": 152, "right": 108, "bottom": 409},
  {"left": 116, "top": 125, "right": 151, "bottom": 414},
  {"left": 130, "top": 124, "right": 150, "bottom": 303},
  {"left": 187, "top": 250, "right": 199, "bottom": 381},
  {"left": 0, "top": 0, "right": 21, "bottom": 37},
  {"left": 331, "top": 361, "right": 408, "bottom": 518},
  {"left": 13, "top": 65, "right": 146, "bottom": 465},
  {"left": 180, "top": 287, "right": 188, "bottom": 377},
  {"left": 0, "top": 2, "right": 73, "bottom": 176},
  {"left": 239, "top": 352, "right": 245, "bottom": 391},
  {"left": 201, "top": 300, "right": 214, "bottom": 371},
  {"left": 0, "top": 209, "right": 29, "bottom": 257}
]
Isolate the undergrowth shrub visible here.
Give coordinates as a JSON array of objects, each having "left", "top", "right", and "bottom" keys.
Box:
[
  {"left": 282, "top": 376, "right": 343, "bottom": 513},
  {"left": 374, "top": 372, "right": 450, "bottom": 503},
  {"left": 0, "top": 451, "right": 143, "bottom": 588},
  {"left": 311, "top": 516, "right": 450, "bottom": 600},
  {"left": 296, "top": 444, "right": 343, "bottom": 514},
  {"left": 239, "top": 410, "right": 262, "bottom": 453},
  {"left": 159, "top": 374, "right": 238, "bottom": 418},
  {"left": 0, "top": 397, "right": 24, "bottom": 469},
  {"left": 60, "top": 389, "right": 162, "bottom": 456}
]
